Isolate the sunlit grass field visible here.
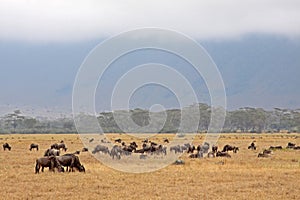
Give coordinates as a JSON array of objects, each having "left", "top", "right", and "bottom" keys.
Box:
[{"left": 0, "top": 133, "right": 300, "bottom": 199}]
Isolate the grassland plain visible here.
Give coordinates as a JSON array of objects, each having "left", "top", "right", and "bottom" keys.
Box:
[{"left": 0, "top": 133, "right": 299, "bottom": 200}]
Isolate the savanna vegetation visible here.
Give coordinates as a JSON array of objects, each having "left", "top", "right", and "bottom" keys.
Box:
[
  {"left": 0, "top": 133, "right": 299, "bottom": 199},
  {"left": 1, "top": 104, "right": 300, "bottom": 134}
]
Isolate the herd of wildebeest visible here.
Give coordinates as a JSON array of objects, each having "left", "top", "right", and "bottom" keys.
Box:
[{"left": 2, "top": 137, "right": 300, "bottom": 173}]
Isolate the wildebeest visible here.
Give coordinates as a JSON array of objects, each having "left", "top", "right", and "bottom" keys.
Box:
[
  {"left": 82, "top": 147, "right": 88, "bottom": 152},
  {"left": 269, "top": 146, "right": 283, "bottom": 150},
  {"left": 35, "top": 156, "right": 64, "bottom": 173},
  {"left": 44, "top": 148, "right": 60, "bottom": 156},
  {"left": 189, "top": 151, "right": 203, "bottom": 158},
  {"left": 89, "top": 138, "right": 94, "bottom": 143},
  {"left": 248, "top": 142, "right": 256, "bottom": 150},
  {"left": 212, "top": 145, "right": 218, "bottom": 153},
  {"left": 51, "top": 143, "right": 67, "bottom": 151},
  {"left": 258, "top": 152, "right": 270, "bottom": 158},
  {"left": 286, "top": 142, "right": 296, "bottom": 149},
  {"left": 170, "top": 145, "right": 183, "bottom": 154},
  {"left": 57, "top": 154, "right": 85, "bottom": 172},
  {"left": 163, "top": 138, "right": 169, "bottom": 143},
  {"left": 110, "top": 145, "right": 122, "bottom": 159},
  {"left": 114, "top": 138, "right": 122, "bottom": 143},
  {"left": 222, "top": 145, "right": 239, "bottom": 153},
  {"left": 293, "top": 146, "right": 300, "bottom": 150},
  {"left": 187, "top": 145, "right": 196, "bottom": 153},
  {"left": 263, "top": 149, "right": 272, "bottom": 155},
  {"left": 3, "top": 143, "right": 11, "bottom": 151},
  {"left": 92, "top": 145, "right": 110, "bottom": 154},
  {"left": 216, "top": 151, "right": 231, "bottom": 158},
  {"left": 197, "top": 142, "right": 210, "bottom": 153},
  {"left": 29, "top": 143, "right": 39, "bottom": 151}
]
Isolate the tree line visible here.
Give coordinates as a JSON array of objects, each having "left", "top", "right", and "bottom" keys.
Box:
[{"left": 0, "top": 104, "right": 300, "bottom": 134}]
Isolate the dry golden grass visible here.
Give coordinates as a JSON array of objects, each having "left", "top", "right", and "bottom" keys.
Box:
[{"left": 0, "top": 133, "right": 300, "bottom": 200}]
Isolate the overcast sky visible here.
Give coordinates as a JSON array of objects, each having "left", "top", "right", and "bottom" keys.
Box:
[
  {"left": 0, "top": 0, "right": 299, "bottom": 42},
  {"left": 0, "top": 1, "right": 300, "bottom": 116}
]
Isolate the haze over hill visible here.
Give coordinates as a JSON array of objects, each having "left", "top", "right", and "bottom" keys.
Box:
[{"left": 0, "top": 1, "right": 299, "bottom": 117}]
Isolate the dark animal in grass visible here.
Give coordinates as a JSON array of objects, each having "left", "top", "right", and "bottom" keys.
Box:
[
  {"left": 89, "top": 138, "right": 94, "bottom": 143},
  {"left": 3, "top": 143, "right": 11, "bottom": 151},
  {"left": 170, "top": 145, "right": 183, "bottom": 154},
  {"left": 263, "top": 149, "right": 272, "bottom": 155},
  {"left": 199, "top": 142, "right": 210, "bottom": 153},
  {"left": 163, "top": 138, "right": 169, "bottom": 143},
  {"left": 35, "top": 156, "right": 64, "bottom": 174},
  {"left": 73, "top": 151, "right": 80, "bottom": 155},
  {"left": 110, "top": 145, "right": 122, "bottom": 159},
  {"left": 248, "top": 142, "right": 256, "bottom": 150},
  {"left": 269, "top": 146, "right": 283, "bottom": 150},
  {"left": 258, "top": 152, "right": 270, "bottom": 158},
  {"left": 29, "top": 143, "right": 39, "bottom": 151},
  {"left": 92, "top": 145, "right": 110, "bottom": 154},
  {"left": 189, "top": 151, "right": 203, "bottom": 158},
  {"left": 222, "top": 145, "right": 239, "bottom": 153},
  {"left": 57, "top": 154, "right": 85, "bottom": 172},
  {"left": 187, "top": 145, "right": 196, "bottom": 153},
  {"left": 151, "top": 145, "right": 167, "bottom": 156},
  {"left": 82, "top": 147, "right": 88, "bottom": 152},
  {"left": 44, "top": 148, "right": 60, "bottom": 156},
  {"left": 216, "top": 151, "right": 231, "bottom": 158},
  {"left": 286, "top": 142, "right": 296, "bottom": 149},
  {"left": 293, "top": 146, "right": 300, "bottom": 150},
  {"left": 51, "top": 143, "right": 67, "bottom": 151},
  {"left": 212, "top": 145, "right": 218, "bottom": 153},
  {"left": 114, "top": 138, "right": 122, "bottom": 143}
]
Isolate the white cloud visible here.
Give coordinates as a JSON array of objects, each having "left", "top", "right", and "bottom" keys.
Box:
[{"left": 0, "top": 0, "right": 299, "bottom": 42}]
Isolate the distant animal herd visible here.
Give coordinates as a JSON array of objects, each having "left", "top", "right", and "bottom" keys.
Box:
[{"left": 2, "top": 138, "right": 300, "bottom": 173}]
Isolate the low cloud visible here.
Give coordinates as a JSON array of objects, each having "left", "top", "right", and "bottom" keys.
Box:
[{"left": 0, "top": 0, "right": 299, "bottom": 42}]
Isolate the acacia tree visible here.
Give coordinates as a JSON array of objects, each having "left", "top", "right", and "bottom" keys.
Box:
[{"left": 4, "top": 110, "right": 25, "bottom": 133}]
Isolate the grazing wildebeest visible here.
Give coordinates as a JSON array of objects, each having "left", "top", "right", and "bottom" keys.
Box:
[
  {"left": 92, "top": 145, "right": 110, "bottom": 154},
  {"left": 216, "top": 151, "right": 231, "bottom": 158},
  {"left": 163, "top": 138, "right": 169, "bottom": 143},
  {"left": 82, "top": 147, "right": 88, "bottom": 152},
  {"left": 3, "top": 143, "right": 11, "bottom": 151},
  {"left": 258, "top": 152, "right": 270, "bottom": 158},
  {"left": 51, "top": 143, "right": 67, "bottom": 151},
  {"left": 222, "top": 145, "right": 239, "bottom": 153},
  {"left": 293, "top": 146, "right": 300, "bottom": 150},
  {"left": 110, "top": 145, "right": 122, "bottom": 159},
  {"left": 187, "top": 145, "right": 196, "bottom": 153},
  {"left": 269, "top": 146, "right": 283, "bottom": 150},
  {"left": 89, "top": 138, "right": 94, "bottom": 143},
  {"left": 170, "top": 145, "right": 183, "bottom": 154},
  {"left": 29, "top": 143, "right": 39, "bottom": 151},
  {"left": 286, "top": 142, "right": 296, "bottom": 149},
  {"left": 44, "top": 148, "right": 60, "bottom": 156},
  {"left": 263, "top": 149, "right": 272, "bottom": 155},
  {"left": 57, "top": 154, "right": 85, "bottom": 172},
  {"left": 189, "top": 151, "right": 203, "bottom": 158},
  {"left": 73, "top": 151, "right": 80, "bottom": 155},
  {"left": 212, "top": 145, "right": 218, "bottom": 153},
  {"left": 248, "top": 142, "right": 256, "bottom": 150},
  {"left": 151, "top": 145, "right": 167, "bottom": 156},
  {"left": 35, "top": 156, "right": 64, "bottom": 173},
  {"left": 199, "top": 142, "right": 210, "bottom": 153},
  {"left": 114, "top": 138, "right": 122, "bottom": 143}
]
